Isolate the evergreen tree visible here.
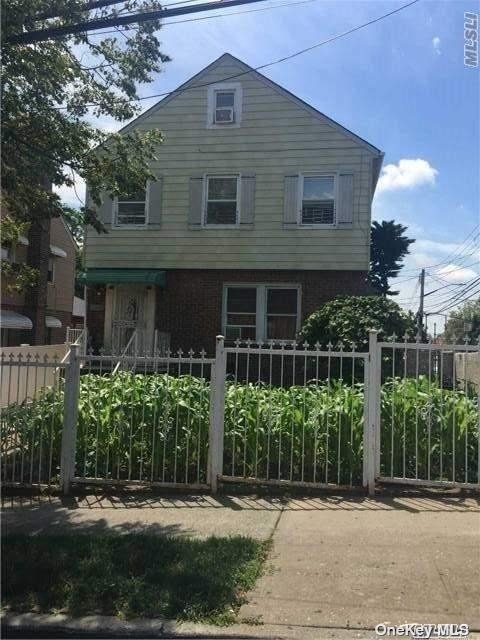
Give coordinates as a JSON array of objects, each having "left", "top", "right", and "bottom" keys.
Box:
[{"left": 368, "top": 220, "right": 415, "bottom": 296}]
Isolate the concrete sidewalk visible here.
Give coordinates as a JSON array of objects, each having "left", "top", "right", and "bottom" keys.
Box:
[
  {"left": 240, "top": 495, "right": 480, "bottom": 630},
  {"left": 2, "top": 493, "right": 480, "bottom": 635},
  {"left": 1, "top": 493, "right": 282, "bottom": 539}
]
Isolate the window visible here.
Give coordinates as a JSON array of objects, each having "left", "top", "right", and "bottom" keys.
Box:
[
  {"left": 301, "top": 175, "right": 336, "bottom": 225},
  {"left": 47, "top": 257, "right": 55, "bottom": 283},
  {"left": 266, "top": 288, "right": 298, "bottom": 340},
  {"left": 214, "top": 90, "right": 235, "bottom": 124},
  {"left": 225, "top": 287, "right": 257, "bottom": 340},
  {"left": 205, "top": 176, "right": 238, "bottom": 225},
  {"left": 115, "top": 188, "right": 147, "bottom": 226},
  {"left": 224, "top": 285, "right": 300, "bottom": 342},
  {"left": 207, "top": 83, "right": 242, "bottom": 128}
]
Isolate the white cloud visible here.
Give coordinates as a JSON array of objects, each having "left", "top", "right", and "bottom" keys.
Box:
[
  {"left": 432, "top": 36, "right": 441, "bottom": 55},
  {"left": 377, "top": 159, "right": 438, "bottom": 194},
  {"left": 436, "top": 264, "right": 479, "bottom": 283}
]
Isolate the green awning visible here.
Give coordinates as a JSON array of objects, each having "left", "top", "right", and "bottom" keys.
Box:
[{"left": 79, "top": 269, "right": 166, "bottom": 286}]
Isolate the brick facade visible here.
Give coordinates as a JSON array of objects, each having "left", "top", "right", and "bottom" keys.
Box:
[
  {"left": 155, "top": 269, "right": 370, "bottom": 354},
  {"left": 46, "top": 309, "right": 72, "bottom": 345},
  {"left": 1, "top": 216, "right": 76, "bottom": 347},
  {"left": 25, "top": 219, "right": 51, "bottom": 345},
  {"left": 87, "top": 269, "right": 370, "bottom": 355}
]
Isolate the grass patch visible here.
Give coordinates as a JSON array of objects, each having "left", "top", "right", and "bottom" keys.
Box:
[{"left": 2, "top": 533, "right": 269, "bottom": 624}]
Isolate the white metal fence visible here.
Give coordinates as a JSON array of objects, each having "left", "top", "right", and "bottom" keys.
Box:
[
  {"left": 1, "top": 353, "right": 66, "bottom": 486},
  {"left": 71, "top": 350, "right": 215, "bottom": 490},
  {"left": 219, "top": 341, "right": 368, "bottom": 490},
  {"left": 66, "top": 327, "right": 87, "bottom": 355},
  {"left": 1, "top": 333, "right": 479, "bottom": 494},
  {"left": 375, "top": 337, "right": 480, "bottom": 490}
]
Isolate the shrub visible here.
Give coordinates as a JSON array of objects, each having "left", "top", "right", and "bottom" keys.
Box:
[{"left": 300, "top": 295, "right": 416, "bottom": 349}]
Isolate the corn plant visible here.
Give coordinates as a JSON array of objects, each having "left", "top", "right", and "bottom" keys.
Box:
[{"left": 1, "top": 372, "right": 478, "bottom": 487}]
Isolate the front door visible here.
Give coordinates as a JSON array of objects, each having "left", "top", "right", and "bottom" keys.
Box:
[{"left": 112, "top": 286, "right": 146, "bottom": 354}]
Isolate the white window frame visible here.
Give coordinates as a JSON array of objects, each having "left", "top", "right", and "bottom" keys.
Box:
[
  {"left": 207, "top": 82, "right": 243, "bottom": 129},
  {"left": 112, "top": 182, "right": 150, "bottom": 228},
  {"left": 298, "top": 172, "right": 338, "bottom": 228},
  {"left": 222, "top": 283, "right": 302, "bottom": 343},
  {"left": 203, "top": 174, "right": 240, "bottom": 228}
]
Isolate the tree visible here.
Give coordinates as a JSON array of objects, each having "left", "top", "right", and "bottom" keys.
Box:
[
  {"left": 368, "top": 220, "right": 415, "bottom": 296},
  {"left": 443, "top": 299, "right": 480, "bottom": 344},
  {"left": 300, "top": 295, "right": 416, "bottom": 349},
  {"left": 1, "top": 0, "right": 170, "bottom": 288}
]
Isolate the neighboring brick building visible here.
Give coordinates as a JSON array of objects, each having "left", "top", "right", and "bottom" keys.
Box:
[
  {"left": 83, "top": 54, "right": 384, "bottom": 355},
  {"left": 1, "top": 216, "right": 77, "bottom": 347}
]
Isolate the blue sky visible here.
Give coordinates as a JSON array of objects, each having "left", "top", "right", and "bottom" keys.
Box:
[{"left": 57, "top": 0, "right": 480, "bottom": 331}]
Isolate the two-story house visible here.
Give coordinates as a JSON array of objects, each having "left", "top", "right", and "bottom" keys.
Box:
[
  {"left": 83, "top": 53, "right": 384, "bottom": 354},
  {"left": 1, "top": 215, "right": 77, "bottom": 346}
]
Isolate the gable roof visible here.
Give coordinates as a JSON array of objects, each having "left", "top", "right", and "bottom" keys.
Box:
[{"left": 119, "top": 52, "right": 383, "bottom": 157}]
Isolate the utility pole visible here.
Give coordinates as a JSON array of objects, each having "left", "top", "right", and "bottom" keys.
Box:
[{"left": 416, "top": 268, "right": 425, "bottom": 338}]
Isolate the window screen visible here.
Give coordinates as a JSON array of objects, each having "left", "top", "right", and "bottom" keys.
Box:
[{"left": 302, "top": 176, "right": 335, "bottom": 225}]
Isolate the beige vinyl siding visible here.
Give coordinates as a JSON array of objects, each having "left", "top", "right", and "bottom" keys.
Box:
[{"left": 85, "top": 57, "right": 378, "bottom": 271}]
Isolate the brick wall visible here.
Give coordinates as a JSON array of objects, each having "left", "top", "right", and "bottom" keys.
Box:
[
  {"left": 25, "top": 219, "right": 50, "bottom": 345},
  {"left": 156, "top": 269, "right": 370, "bottom": 354},
  {"left": 46, "top": 309, "right": 72, "bottom": 344}
]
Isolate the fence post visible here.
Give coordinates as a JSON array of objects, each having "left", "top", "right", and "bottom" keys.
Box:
[
  {"left": 364, "top": 330, "right": 379, "bottom": 496},
  {"left": 208, "top": 335, "right": 226, "bottom": 494},
  {"left": 60, "top": 344, "right": 81, "bottom": 494}
]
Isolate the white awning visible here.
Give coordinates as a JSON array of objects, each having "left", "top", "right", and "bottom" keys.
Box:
[
  {"left": 45, "top": 316, "right": 62, "bottom": 328},
  {"left": 50, "top": 244, "right": 67, "bottom": 258},
  {"left": 0, "top": 309, "right": 33, "bottom": 330},
  {"left": 18, "top": 235, "right": 29, "bottom": 246}
]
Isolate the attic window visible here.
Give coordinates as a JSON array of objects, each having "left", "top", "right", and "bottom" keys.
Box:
[
  {"left": 214, "top": 90, "right": 235, "bottom": 124},
  {"left": 207, "top": 83, "right": 242, "bottom": 128}
]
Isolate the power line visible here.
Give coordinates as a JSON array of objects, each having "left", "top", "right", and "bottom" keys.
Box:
[
  {"left": 433, "top": 285, "right": 480, "bottom": 315},
  {"left": 7, "top": 0, "right": 276, "bottom": 43},
  {"left": 41, "top": 0, "right": 421, "bottom": 111},
  {"left": 426, "top": 277, "right": 480, "bottom": 315},
  {"left": 396, "top": 225, "right": 480, "bottom": 275},
  {"left": 424, "top": 281, "right": 468, "bottom": 298},
  {"left": 90, "top": 0, "right": 318, "bottom": 36}
]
